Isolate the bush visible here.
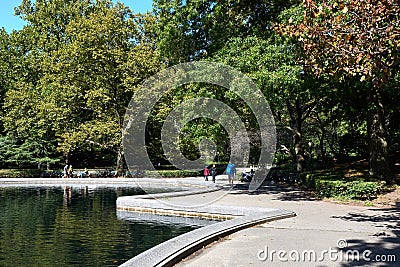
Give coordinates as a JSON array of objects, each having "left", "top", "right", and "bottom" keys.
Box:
[
  {"left": 144, "top": 170, "right": 202, "bottom": 178},
  {"left": 314, "top": 179, "right": 385, "bottom": 200},
  {"left": 346, "top": 181, "right": 386, "bottom": 200},
  {"left": 153, "top": 164, "right": 177, "bottom": 170},
  {"left": 303, "top": 172, "right": 344, "bottom": 189},
  {"left": 303, "top": 171, "right": 386, "bottom": 200},
  {"left": 0, "top": 169, "right": 41, "bottom": 178},
  {"left": 273, "top": 151, "right": 292, "bottom": 165}
]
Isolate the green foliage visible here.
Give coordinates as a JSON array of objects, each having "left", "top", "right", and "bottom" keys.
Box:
[
  {"left": 153, "top": 0, "right": 298, "bottom": 63},
  {"left": 0, "top": 136, "right": 59, "bottom": 168},
  {"left": 315, "top": 180, "right": 386, "bottom": 200},
  {"left": 273, "top": 150, "right": 292, "bottom": 165},
  {"left": 0, "top": 0, "right": 398, "bottom": 181},
  {"left": 212, "top": 35, "right": 325, "bottom": 172},
  {"left": 145, "top": 169, "right": 202, "bottom": 178},
  {"left": 213, "top": 35, "right": 303, "bottom": 97},
  {"left": 0, "top": 169, "right": 40, "bottom": 178},
  {"left": 0, "top": 29, "right": 13, "bottom": 129},
  {"left": 304, "top": 173, "right": 386, "bottom": 200},
  {"left": 303, "top": 172, "right": 343, "bottom": 189},
  {"left": 1, "top": 0, "right": 161, "bottom": 170}
]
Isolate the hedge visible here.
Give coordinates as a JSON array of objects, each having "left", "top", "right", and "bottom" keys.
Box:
[
  {"left": 144, "top": 170, "right": 202, "bottom": 178},
  {"left": 144, "top": 164, "right": 227, "bottom": 178},
  {"left": 303, "top": 172, "right": 386, "bottom": 200},
  {"left": 0, "top": 169, "right": 41, "bottom": 178},
  {"left": 303, "top": 172, "right": 344, "bottom": 189},
  {"left": 315, "top": 180, "right": 386, "bottom": 200}
]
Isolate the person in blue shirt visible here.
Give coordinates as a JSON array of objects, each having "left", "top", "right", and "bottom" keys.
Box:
[{"left": 226, "top": 161, "right": 236, "bottom": 186}]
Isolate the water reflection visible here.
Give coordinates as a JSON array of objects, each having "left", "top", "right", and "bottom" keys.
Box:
[
  {"left": 63, "top": 185, "right": 73, "bottom": 207},
  {"left": 0, "top": 186, "right": 211, "bottom": 267}
]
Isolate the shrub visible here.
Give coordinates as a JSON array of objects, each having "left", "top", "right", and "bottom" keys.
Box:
[
  {"left": 144, "top": 170, "right": 202, "bottom": 178},
  {"left": 314, "top": 179, "right": 386, "bottom": 200},
  {"left": 0, "top": 169, "right": 41, "bottom": 178},
  {"left": 347, "top": 181, "right": 386, "bottom": 200},
  {"left": 303, "top": 172, "right": 344, "bottom": 189},
  {"left": 303, "top": 171, "right": 386, "bottom": 200}
]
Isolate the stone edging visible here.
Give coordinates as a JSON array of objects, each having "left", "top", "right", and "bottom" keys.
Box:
[
  {"left": 0, "top": 177, "right": 218, "bottom": 187},
  {"left": 116, "top": 187, "right": 296, "bottom": 267}
]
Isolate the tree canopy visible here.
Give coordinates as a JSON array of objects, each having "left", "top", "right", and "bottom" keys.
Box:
[
  {"left": 0, "top": 0, "right": 399, "bottom": 183},
  {"left": 278, "top": 0, "right": 400, "bottom": 182}
]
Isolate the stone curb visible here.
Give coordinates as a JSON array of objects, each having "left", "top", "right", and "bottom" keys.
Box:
[
  {"left": 119, "top": 207, "right": 295, "bottom": 267},
  {"left": 117, "top": 189, "right": 296, "bottom": 267},
  {"left": 0, "top": 177, "right": 220, "bottom": 191}
]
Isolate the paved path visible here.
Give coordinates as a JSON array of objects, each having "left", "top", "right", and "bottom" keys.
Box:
[{"left": 170, "top": 176, "right": 400, "bottom": 267}]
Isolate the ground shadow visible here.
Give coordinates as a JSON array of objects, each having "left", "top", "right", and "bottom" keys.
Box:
[
  {"left": 338, "top": 236, "right": 400, "bottom": 266},
  {"left": 222, "top": 182, "right": 319, "bottom": 201},
  {"left": 334, "top": 202, "right": 400, "bottom": 266},
  {"left": 332, "top": 203, "right": 400, "bottom": 237}
]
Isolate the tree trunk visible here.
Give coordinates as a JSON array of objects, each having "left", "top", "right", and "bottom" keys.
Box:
[
  {"left": 294, "top": 129, "right": 305, "bottom": 172},
  {"left": 367, "top": 90, "right": 392, "bottom": 183},
  {"left": 287, "top": 99, "right": 306, "bottom": 172},
  {"left": 116, "top": 146, "right": 124, "bottom": 177},
  {"left": 64, "top": 152, "right": 69, "bottom": 165},
  {"left": 315, "top": 112, "right": 328, "bottom": 165}
]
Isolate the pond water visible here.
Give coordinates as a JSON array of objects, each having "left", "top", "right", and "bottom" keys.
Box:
[{"left": 0, "top": 186, "right": 210, "bottom": 267}]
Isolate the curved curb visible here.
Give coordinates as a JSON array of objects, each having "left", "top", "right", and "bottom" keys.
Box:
[
  {"left": 117, "top": 191, "right": 296, "bottom": 267},
  {"left": 118, "top": 206, "right": 295, "bottom": 267}
]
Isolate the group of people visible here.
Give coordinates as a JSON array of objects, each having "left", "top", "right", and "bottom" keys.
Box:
[
  {"left": 203, "top": 161, "right": 236, "bottom": 185},
  {"left": 63, "top": 164, "right": 73, "bottom": 178},
  {"left": 203, "top": 164, "right": 217, "bottom": 183},
  {"left": 63, "top": 164, "right": 89, "bottom": 178}
]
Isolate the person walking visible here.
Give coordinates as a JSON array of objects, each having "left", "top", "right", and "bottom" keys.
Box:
[
  {"left": 226, "top": 161, "right": 236, "bottom": 186},
  {"left": 210, "top": 164, "right": 217, "bottom": 183},
  {"left": 203, "top": 166, "right": 210, "bottom": 181},
  {"left": 63, "top": 164, "right": 69, "bottom": 178},
  {"left": 68, "top": 165, "right": 73, "bottom": 178}
]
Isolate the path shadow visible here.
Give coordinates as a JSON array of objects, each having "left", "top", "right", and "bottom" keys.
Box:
[
  {"left": 339, "top": 237, "right": 400, "bottom": 266},
  {"left": 333, "top": 202, "right": 400, "bottom": 266},
  {"left": 222, "top": 182, "right": 319, "bottom": 201},
  {"left": 332, "top": 203, "right": 400, "bottom": 237}
]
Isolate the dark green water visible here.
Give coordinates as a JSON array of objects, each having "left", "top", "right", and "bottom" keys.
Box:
[{"left": 0, "top": 186, "right": 202, "bottom": 267}]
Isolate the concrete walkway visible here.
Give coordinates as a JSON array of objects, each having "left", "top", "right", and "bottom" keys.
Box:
[{"left": 168, "top": 176, "right": 400, "bottom": 267}]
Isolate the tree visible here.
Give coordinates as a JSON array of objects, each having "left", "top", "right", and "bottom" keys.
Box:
[
  {"left": 41, "top": 2, "right": 161, "bottom": 171},
  {"left": 1, "top": 23, "right": 63, "bottom": 167},
  {"left": 0, "top": 135, "right": 57, "bottom": 168},
  {"left": 150, "top": 0, "right": 302, "bottom": 167},
  {"left": 213, "top": 35, "right": 322, "bottom": 171},
  {"left": 153, "top": 0, "right": 298, "bottom": 64},
  {"left": 2, "top": 0, "right": 99, "bottom": 167},
  {"left": 0, "top": 29, "right": 12, "bottom": 133},
  {"left": 280, "top": 0, "right": 400, "bottom": 182},
  {"left": 2, "top": 0, "right": 161, "bottom": 170}
]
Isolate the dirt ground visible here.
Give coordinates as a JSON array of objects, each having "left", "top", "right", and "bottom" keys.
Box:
[
  {"left": 323, "top": 155, "right": 400, "bottom": 208},
  {"left": 372, "top": 185, "right": 400, "bottom": 207}
]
